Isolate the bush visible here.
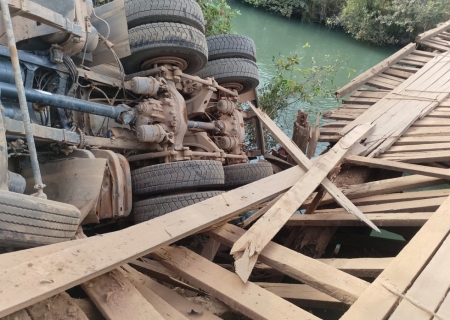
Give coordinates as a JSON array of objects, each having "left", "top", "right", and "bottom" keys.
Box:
[
  {"left": 196, "top": 0, "right": 240, "bottom": 36},
  {"left": 242, "top": 0, "right": 345, "bottom": 22},
  {"left": 329, "top": 0, "right": 450, "bottom": 44}
]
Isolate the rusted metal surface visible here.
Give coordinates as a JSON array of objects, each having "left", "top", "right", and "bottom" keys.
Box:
[{"left": 22, "top": 157, "right": 106, "bottom": 221}]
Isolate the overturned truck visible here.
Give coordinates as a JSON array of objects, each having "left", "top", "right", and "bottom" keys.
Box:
[{"left": 0, "top": 0, "right": 272, "bottom": 248}]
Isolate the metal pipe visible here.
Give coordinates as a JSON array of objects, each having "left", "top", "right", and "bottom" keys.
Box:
[
  {"left": 124, "top": 67, "right": 161, "bottom": 81},
  {"left": 127, "top": 150, "right": 176, "bottom": 162},
  {"left": 0, "top": 107, "right": 8, "bottom": 190},
  {"left": 188, "top": 120, "right": 218, "bottom": 132},
  {"left": 0, "top": 81, "right": 125, "bottom": 119},
  {"left": 0, "top": 0, "right": 45, "bottom": 196}
]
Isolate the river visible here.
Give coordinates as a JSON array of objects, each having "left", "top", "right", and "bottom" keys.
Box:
[{"left": 228, "top": 0, "right": 397, "bottom": 152}]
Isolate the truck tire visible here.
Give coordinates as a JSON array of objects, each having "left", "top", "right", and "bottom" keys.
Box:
[
  {"left": 133, "top": 191, "right": 223, "bottom": 223},
  {"left": 207, "top": 34, "right": 257, "bottom": 62},
  {"left": 0, "top": 190, "right": 81, "bottom": 248},
  {"left": 121, "top": 22, "right": 208, "bottom": 74},
  {"left": 125, "top": 0, "right": 205, "bottom": 33},
  {"left": 224, "top": 162, "right": 273, "bottom": 188},
  {"left": 196, "top": 58, "right": 259, "bottom": 93},
  {"left": 131, "top": 160, "right": 224, "bottom": 196}
]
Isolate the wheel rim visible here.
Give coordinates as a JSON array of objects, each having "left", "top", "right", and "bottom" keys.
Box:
[{"left": 141, "top": 56, "right": 189, "bottom": 71}]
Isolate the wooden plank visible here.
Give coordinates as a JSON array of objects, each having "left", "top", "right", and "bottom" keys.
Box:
[
  {"left": 303, "top": 174, "right": 445, "bottom": 208},
  {"left": 345, "top": 155, "right": 450, "bottom": 180},
  {"left": 120, "top": 268, "right": 190, "bottom": 320},
  {"left": 342, "top": 189, "right": 450, "bottom": 206},
  {"left": 286, "top": 213, "right": 431, "bottom": 227},
  {"left": 255, "top": 283, "right": 345, "bottom": 310},
  {"left": 316, "top": 197, "right": 445, "bottom": 214},
  {"left": 420, "top": 40, "right": 450, "bottom": 52},
  {"left": 0, "top": 163, "right": 311, "bottom": 317},
  {"left": 341, "top": 194, "right": 450, "bottom": 320},
  {"left": 388, "top": 142, "right": 450, "bottom": 153},
  {"left": 403, "top": 53, "right": 432, "bottom": 63},
  {"left": 26, "top": 292, "right": 89, "bottom": 320},
  {"left": 416, "top": 21, "right": 450, "bottom": 42},
  {"left": 350, "top": 90, "right": 389, "bottom": 99},
  {"left": 335, "top": 43, "right": 416, "bottom": 98},
  {"left": 435, "top": 291, "right": 450, "bottom": 319},
  {"left": 200, "top": 238, "right": 221, "bottom": 261},
  {"left": 365, "top": 78, "right": 396, "bottom": 90},
  {"left": 248, "top": 103, "right": 377, "bottom": 234},
  {"left": 81, "top": 270, "right": 165, "bottom": 320},
  {"left": 240, "top": 193, "right": 283, "bottom": 228},
  {"left": 317, "top": 258, "right": 393, "bottom": 278},
  {"left": 379, "top": 151, "right": 450, "bottom": 163},
  {"left": 390, "top": 65, "right": 419, "bottom": 73},
  {"left": 122, "top": 266, "right": 221, "bottom": 320},
  {"left": 394, "top": 136, "right": 450, "bottom": 145},
  {"left": 389, "top": 235, "right": 450, "bottom": 320},
  {"left": 207, "top": 224, "right": 369, "bottom": 305},
  {"left": 230, "top": 124, "right": 375, "bottom": 283},
  {"left": 151, "top": 246, "right": 320, "bottom": 320},
  {"left": 344, "top": 97, "right": 380, "bottom": 105},
  {"left": 383, "top": 68, "right": 414, "bottom": 79}
]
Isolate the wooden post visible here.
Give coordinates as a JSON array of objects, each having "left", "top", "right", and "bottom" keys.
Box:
[
  {"left": 0, "top": 106, "right": 8, "bottom": 191},
  {"left": 287, "top": 110, "right": 310, "bottom": 165}
]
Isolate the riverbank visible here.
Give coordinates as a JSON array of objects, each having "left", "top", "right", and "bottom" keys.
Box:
[{"left": 236, "top": 0, "right": 450, "bottom": 45}]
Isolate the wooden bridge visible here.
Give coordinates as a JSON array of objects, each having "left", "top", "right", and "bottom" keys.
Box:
[{"left": 1, "top": 21, "right": 450, "bottom": 320}]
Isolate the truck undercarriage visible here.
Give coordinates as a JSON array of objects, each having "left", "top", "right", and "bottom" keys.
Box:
[{"left": 0, "top": 0, "right": 272, "bottom": 248}]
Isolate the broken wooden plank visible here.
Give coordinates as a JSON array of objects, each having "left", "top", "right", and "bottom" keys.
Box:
[
  {"left": 26, "top": 292, "right": 89, "bottom": 320},
  {"left": 389, "top": 234, "right": 450, "bottom": 320},
  {"left": 120, "top": 268, "right": 189, "bottom": 320},
  {"left": 81, "top": 269, "right": 165, "bottom": 320},
  {"left": 248, "top": 103, "right": 377, "bottom": 232},
  {"left": 341, "top": 194, "right": 450, "bottom": 320},
  {"left": 122, "top": 266, "right": 221, "bottom": 320},
  {"left": 286, "top": 212, "right": 431, "bottom": 227},
  {"left": 335, "top": 43, "right": 416, "bottom": 98},
  {"left": 208, "top": 224, "right": 369, "bottom": 304},
  {"left": 379, "top": 150, "right": 450, "bottom": 163},
  {"left": 230, "top": 124, "right": 376, "bottom": 283},
  {"left": 345, "top": 155, "right": 450, "bottom": 180},
  {"left": 0, "top": 164, "right": 312, "bottom": 317},
  {"left": 151, "top": 246, "right": 320, "bottom": 320},
  {"left": 303, "top": 174, "right": 445, "bottom": 208}
]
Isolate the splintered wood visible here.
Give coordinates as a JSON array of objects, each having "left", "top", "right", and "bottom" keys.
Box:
[
  {"left": 3, "top": 21, "right": 450, "bottom": 320},
  {"left": 230, "top": 123, "right": 376, "bottom": 283}
]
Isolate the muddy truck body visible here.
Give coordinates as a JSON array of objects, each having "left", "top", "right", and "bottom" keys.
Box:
[{"left": 0, "top": 0, "right": 272, "bottom": 248}]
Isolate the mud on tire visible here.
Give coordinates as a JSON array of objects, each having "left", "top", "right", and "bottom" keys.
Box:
[
  {"left": 207, "top": 34, "right": 257, "bottom": 62},
  {"left": 224, "top": 162, "right": 273, "bottom": 188},
  {"left": 133, "top": 191, "right": 223, "bottom": 223},
  {"left": 131, "top": 160, "right": 225, "bottom": 196},
  {"left": 0, "top": 190, "right": 81, "bottom": 248},
  {"left": 196, "top": 58, "right": 259, "bottom": 93},
  {"left": 121, "top": 22, "right": 208, "bottom": 74},
  {"left": 125, "top": 0, "right": 205, "bottom": 33}
]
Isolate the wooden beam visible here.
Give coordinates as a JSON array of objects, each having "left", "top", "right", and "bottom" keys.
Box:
[
  {"left": 0, "top": 164, "right": 311, "bottom": 317},
  {"left": 208, "top": 224, "right": 369, "bottom": 305},
  {"left": 341, "top": 194, "right": 450, "bottom": 319},
  {"left": 335, "top": 43, "right": 416, "bottom": 98},
  {"left": 122, "top": 266, "right": 221, "bottom": 320},
  {"left": 200, "top": 238, "right": 221, "bottom": 261},
  {"left": 255, "top": 283, "right": 346, "bottom": 311},
  {"left": 248, "top": 103, "right": 376, "bottom": 231},
  {"left": 230, "top": 124, "right": 376, "bottom": 283},
  {"left": 303, "top": 174, "right": 445, "bottom": 208},
  {"left": 318, "top": 258, "right": 393, "bottom": 278},
  {"left": 286, "top": 212, "right": 431, "bottom": 227},
  {"left": 81, "top": 270, "right": 165, "bottom": 320},
  {"left": 345, "top": 155, "right": 450, "bottom": 180},
  {"left": 151, "top": 246, "right": 320, "bottom": 320}
]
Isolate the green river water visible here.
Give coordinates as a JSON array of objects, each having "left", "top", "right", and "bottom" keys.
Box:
[{"left": 228, "top": 0, "right": 397, "bottom": 152}]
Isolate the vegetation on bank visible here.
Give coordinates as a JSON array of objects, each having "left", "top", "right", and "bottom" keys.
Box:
[
  {"left": 196, "top": 0, "right": 241, "bottom": 36},
  {"left": 241, "top": 0, "right": 450, "bottom": 45}
]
